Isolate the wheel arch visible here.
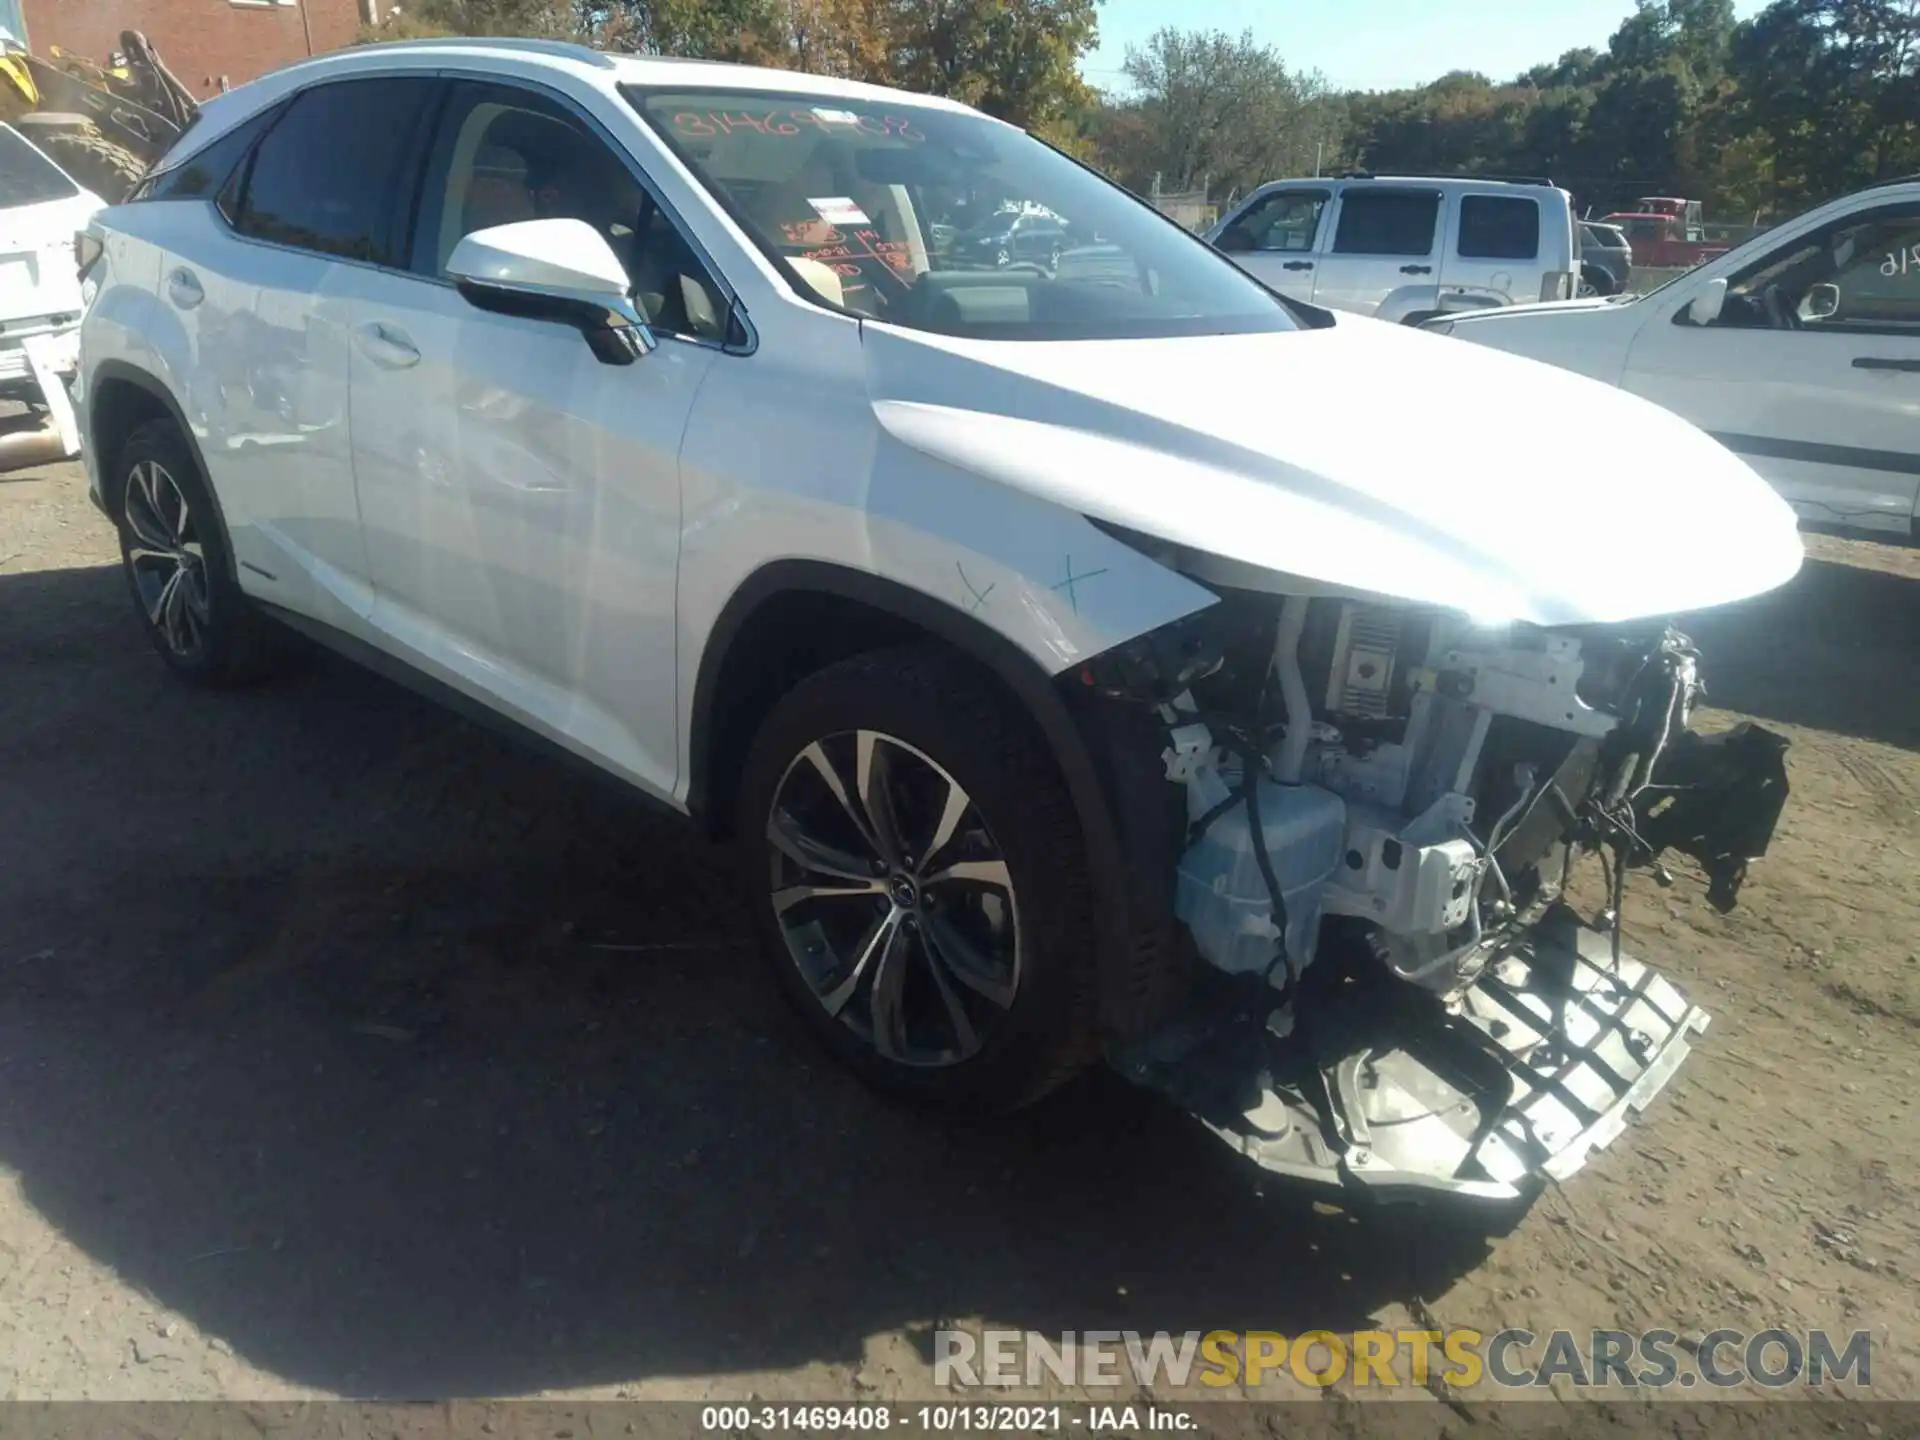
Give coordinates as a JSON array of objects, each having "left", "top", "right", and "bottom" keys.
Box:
[
  {"left": 86, "top": 361, "right": 247, "bottom": 585},
  {"left": 690, "top": 561, "right": 1101, "bottom": 836},
  {"left": 689, "top": 560, "right": 1179, "bottom": 1037}
]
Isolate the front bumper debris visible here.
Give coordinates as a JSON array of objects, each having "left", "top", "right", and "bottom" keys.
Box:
[{"left": 1115, "top": 908, "right": 1708, "bottom": 1202}]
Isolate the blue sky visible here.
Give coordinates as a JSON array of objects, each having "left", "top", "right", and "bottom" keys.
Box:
[{"left": 1085, "top": 0, "right": 1772, "bottom": 94}]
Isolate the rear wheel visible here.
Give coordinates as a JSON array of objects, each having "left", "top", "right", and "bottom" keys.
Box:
[
  {"left": 1577, "top": 263, "right": 1615, "bottom": 299},
  {"left": 113, "top": 420, "right": 294, "bottom": 685},
  {"left": 736, "top": 644, "right": 1100, "bottom": 1110}
]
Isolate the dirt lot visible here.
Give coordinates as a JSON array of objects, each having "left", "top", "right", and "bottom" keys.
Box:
[{"left": 1, "top": 456, "right": 1916, "bottom": 1414}]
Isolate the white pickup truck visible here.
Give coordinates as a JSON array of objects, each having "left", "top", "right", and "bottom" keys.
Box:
[{"left": 1425, "top": 178, "right": 1920, "bottom": 537}]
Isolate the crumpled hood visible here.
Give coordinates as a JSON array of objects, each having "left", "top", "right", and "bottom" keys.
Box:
[{"left": 862, "top": 314, "right": 1802, "bottom": 626}]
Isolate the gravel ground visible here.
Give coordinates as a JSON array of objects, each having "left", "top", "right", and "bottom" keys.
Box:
[{"left": 1, "top": 453, "right": 1915, "bottom": 1415}]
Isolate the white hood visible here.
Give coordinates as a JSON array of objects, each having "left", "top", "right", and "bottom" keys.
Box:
[{"left": 863, "top": 315, "right": 1802, "bottom": 626}]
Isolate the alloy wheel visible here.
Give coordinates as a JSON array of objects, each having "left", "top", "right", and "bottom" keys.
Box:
[
  {"left": 123, "top": 460, "right": 211, "bottom": 660},
  {"left": 766, "top": 729, "right": 1020, "bottom": 1067}
]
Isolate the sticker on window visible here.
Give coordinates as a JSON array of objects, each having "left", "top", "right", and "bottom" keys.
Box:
[
  {"left": 809, "top": 196, "right": 871, "bottom": 227},
  {"left": 811, "top": 108, "right": 860, "bottom": 127}
]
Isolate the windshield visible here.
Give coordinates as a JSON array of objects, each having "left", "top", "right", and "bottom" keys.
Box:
[
  {"left": 0, "top": 125, "right": 80, "bottom": 207},
  {"left": 626, "top": 87, "right": 1295, "bottom": 341}
]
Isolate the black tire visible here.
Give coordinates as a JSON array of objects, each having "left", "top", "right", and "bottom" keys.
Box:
[
  {"left": 112, "top": 419, "right": 293, "bottom": 686},
  {"left": 1578, "top": 263, "right": 1616, "bottom": 299},
  {"left": 736, "top": 643, "right": 1100, "bottom": 1111},
  {"left": 30, "top": 126, "right": 147, "bottom": 203}
]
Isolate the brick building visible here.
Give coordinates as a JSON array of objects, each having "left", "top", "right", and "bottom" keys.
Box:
[{"left": 10, "top": 0, "right": 378, "bottom": 97}]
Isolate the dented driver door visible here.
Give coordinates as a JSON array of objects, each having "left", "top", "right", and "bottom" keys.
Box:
[{"left": 345, "top": 78, "right": 718, "bottom": 802}]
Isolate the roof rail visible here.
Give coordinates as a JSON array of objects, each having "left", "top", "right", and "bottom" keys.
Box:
[
  {"left": 356, "top": 36, "right": 619, "bottom": 68},
  {"left": 1339, "top": 170, "right": 1557, "bottom": 188}
]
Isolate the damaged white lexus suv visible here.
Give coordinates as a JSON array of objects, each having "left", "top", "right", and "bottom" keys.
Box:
[{"left": 77, "top": 40, "right": 1804, "bottom": 1202}]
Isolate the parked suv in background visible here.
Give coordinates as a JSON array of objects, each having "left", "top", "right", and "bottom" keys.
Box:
[
  {"left": 1578, "top": 220, "right": 1633, "bottom": 296},
  {"left": 77, "top": 40, "right": 1802, "bottom": 1202},
  {"left": 1206, "top": 174, "right": 1578, "bottom": 322}
]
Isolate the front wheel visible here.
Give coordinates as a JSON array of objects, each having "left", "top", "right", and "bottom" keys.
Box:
[{"left": 736, "top": 645, "right": 1100, "bottom": 1110}]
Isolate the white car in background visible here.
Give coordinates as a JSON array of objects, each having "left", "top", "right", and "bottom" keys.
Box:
[
  {"left": 0, "top": 119, "right": 102, "bottom": 422},
  {"left": 1426, "top": 178, "right": 1920, "bottom": 537},
  {"left": 1207, "top": 174, "right": 1580, "bottom": 323},
  {"left": 77, "top": 39, "right": 1802, "bottom": 1203}
]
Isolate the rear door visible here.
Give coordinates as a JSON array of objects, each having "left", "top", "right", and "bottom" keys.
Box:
[
  {"left": 1311, "top": 187, "right": 1441, "bottom": 316},
  {"left": 163, "top": 77, "right": 438, "bottom": 626},
  {"left": 1622, "top": 199, "right": 1920, "bottom": 533},
  {"left": 1210, "top": 186, "right": 1331, "bottom": 301},
  {"left": 1443, "top": 190, "right": 1545, "bottom": 308}
]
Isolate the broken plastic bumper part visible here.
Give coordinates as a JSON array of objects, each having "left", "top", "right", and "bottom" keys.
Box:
[{"left": 1117, "top": 912, "right": 1707, "bottom": 1201}]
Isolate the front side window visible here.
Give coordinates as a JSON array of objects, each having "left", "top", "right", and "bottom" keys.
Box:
[
  {"left": 1458, "top": 195, "right": 1540, "bottom": 260},
  {"left": 1331, "top": 191, "right": 1440, "bottom": 257},
  {"left": 0, "top": 124, "right": 80, "bottom": 206},
  {"left": 1219, "top": 189, "right": 1328, "bottom": 253},
  {"left": 1716, "top": 204, "right": 1920, "bottom": 332},
  {"left": 413, "top": 81, "right": 730, "bottom": 342},
  {"left": 627, "top": 87, "right": 1295, "bottom": 341},
  {"left": 233, "top": 78, "right": 437, "bottom": 264}
]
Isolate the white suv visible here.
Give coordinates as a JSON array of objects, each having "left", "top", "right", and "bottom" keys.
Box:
[
  {"left": 1207, "top": 175, "right": 1580, "bottom": 322},
  {"left": 78, "top": 40, "right": 1803, "bottom": 1201}
]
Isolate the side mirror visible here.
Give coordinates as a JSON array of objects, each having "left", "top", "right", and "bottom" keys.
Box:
[
  {"left": 1685, "top": 276, "right": 1728, "bottom": 327},
  {"left": 1804, "top": 282, "right": 1840, "bottom": 321},
  {"left": 446, "top": 217, "right": 655, "bottom": 366}
]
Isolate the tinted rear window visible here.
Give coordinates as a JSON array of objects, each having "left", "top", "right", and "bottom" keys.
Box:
[
  {"left": 0, "top": 125, "right": 81, "bottom": 206},
  {"left": 1458, "top": 195, "right": 1540, "bottom": 260},
  {"left": 1332, "top": 191, "right": 1439, "bottom": 256},
  {"left": 141, "top": 103, "right": 284, "bottom": 208},
  {"left": 234, "top": 78, "right": 437, "bottom": 264}
]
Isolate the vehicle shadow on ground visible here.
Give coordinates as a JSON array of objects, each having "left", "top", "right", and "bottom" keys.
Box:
[
  {"left": 1680, "top": 552, "right": 1917, "bottom": 752},
  {"left": 0, "top": 562, "right": 1504, "bottom": 1397}
]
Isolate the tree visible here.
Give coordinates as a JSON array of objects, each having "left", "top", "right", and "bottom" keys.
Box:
[
  {"left": 358, "top": 0, "right": 586, "bottom": 41},
  {"left": 1102, "top": 28, "right": 1341, "bottom": 201},
  {"left": 1726, "top": 0, "right": 1920, "bottom": 206},
  {"left": 885, "top": 0, "right": 1100, "bottom": 129}
]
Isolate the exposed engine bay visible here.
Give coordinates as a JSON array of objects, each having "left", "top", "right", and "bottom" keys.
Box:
[{"left": 1083, "top": 587, "right": 1790, "bottom": 1201}]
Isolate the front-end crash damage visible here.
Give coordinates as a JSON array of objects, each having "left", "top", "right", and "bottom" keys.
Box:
[{"left": 1072, "top": 581, "right": 1790, "bottom": 1202}]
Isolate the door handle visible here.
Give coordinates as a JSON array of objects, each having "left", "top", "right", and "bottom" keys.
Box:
[
  {"left": 166, "top": 268, "right": 202, "bottom": 309},
  {"left": 354, "top": 321, "right": 420, "bottom": 370},
  {"left": 1853, "top": 356, "right": 1920, "bottom": 373},
  {"left": 1400, "top": 264, "right": 1433, "bottom": 275},
  {"left": 1282, "top": 260, "right": 1314, "bottom": 271}
]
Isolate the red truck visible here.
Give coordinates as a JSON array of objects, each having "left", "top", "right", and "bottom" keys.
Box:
[{"left": 1598, "top": 197, "right": 1729, "bottom": 269}]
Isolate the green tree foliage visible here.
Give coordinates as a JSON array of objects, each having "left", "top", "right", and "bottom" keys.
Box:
[
  {"left": 1091, "top": 28, "right": 1339, "bottom": 201},
  {"left": 1327, "top": 0, "right": 1910, "bottom": 220},
  {"left": 361, "top": 0, "right": 1098, "bottom": 130}
]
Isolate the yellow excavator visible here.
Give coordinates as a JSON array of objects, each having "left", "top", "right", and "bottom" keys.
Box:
[{"left": 0, "top": 28, "right": 198, "bottom": 201}]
